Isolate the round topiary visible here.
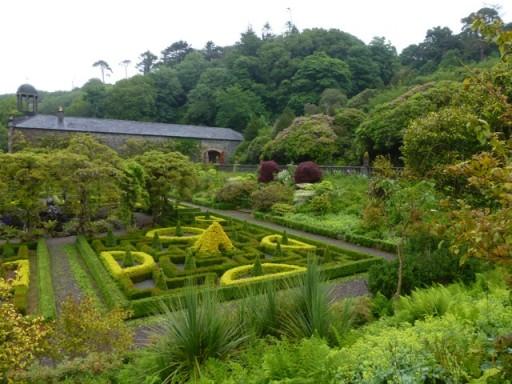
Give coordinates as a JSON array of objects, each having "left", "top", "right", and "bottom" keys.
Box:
[
  {"left": 258, "top": 160, "right": 280, "bottom": 183},
  {"left": 294, "top": 161, "right": 323, "bottom": 184}
]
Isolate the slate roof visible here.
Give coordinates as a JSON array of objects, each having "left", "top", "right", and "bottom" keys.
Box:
[
  {"left": 13, "top": 114, "right": 244, "bottom": 141},
  {"left": 17, "top": 84, "right": 38, "bottom": 95}
]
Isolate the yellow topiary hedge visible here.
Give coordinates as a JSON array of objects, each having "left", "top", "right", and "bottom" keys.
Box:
[
  {"left": 0, "top": 260, "right": 30, "bottom": 288},
  {"left": 192, "top": 222, "right": 234, "bottom": 255},
  {"left": 100, "top": 251, "right": 156, "bottom": 279},
  {"left": 145, "top": 227, "right": 205, "bottom": 243},
  {"left": 220, "top": 263, "right": 306, "bottom": 286},
  {"left": 260, "top": 235, "right": 316, "bottom": 252},
  {"left": 195, "top": 215, "right": 226, "bottom": 224}
]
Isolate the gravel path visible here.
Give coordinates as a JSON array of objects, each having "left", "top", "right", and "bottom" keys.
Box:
[
  {"left": 331, "top": 279, "right": 369, "bottom": 301},
  {"left": 46, "top": 236, "right": 83, "bottom": 314},
  {"left": 185, "top": 203, "right": 395, "bottom": 261}
]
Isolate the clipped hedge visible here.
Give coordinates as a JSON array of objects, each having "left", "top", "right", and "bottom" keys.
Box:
[
  {"left": 220, "top": 263, "right": 307, "bottom": 286},
  {"left": 260, "top": 234, "right": 316, "bottom": 252},
  {"left": 36, "top": 239, "right": 57, "bottom": 320},
  {"left": 76, "top": 236, "right": 129, "bottom": 309},
  {"left": 145, "top": 227, "right": 205, "bottom": 243},
  {"left": 100, "top": 251, "right": 156, "bottom": 280},
  {"left": 1, "top": 259, "right": 30, "bottom": 312},
  {"left": 195, "top": 215, "right": 226, "bottom": 224},
  {"left": 253, "top": 212, "right": 397, "bottom": 253}
]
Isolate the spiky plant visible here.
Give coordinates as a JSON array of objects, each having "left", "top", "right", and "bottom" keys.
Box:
[
  {"left": 238, "top": 282, "right": 281, "bottom": 338},
  {"left": 142, "top": 289, "right": 247, "bottom": 383},
  {"left": 281, "top": 260, "right": 335, "bottom": 340}
]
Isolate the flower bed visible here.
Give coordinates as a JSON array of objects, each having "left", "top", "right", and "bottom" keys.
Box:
[{"left": 220, "top": 263, "right": 307, "bottom": 286}]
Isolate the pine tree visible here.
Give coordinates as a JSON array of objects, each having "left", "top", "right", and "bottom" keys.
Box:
[
  {"left": 252, "top": 254, "right": 264, "bottom": 277},
  {"left": 152, "top": 232, "right": 162, "bottom": 251},
  {"left": 274, "top": 241, "right": 283, "bottom": 257},
  {"left": 282, "top": 231, "right": 289, "bottom": 245},
  {"left": 106, "top": 230, "right": 116, "bottom": 247}
]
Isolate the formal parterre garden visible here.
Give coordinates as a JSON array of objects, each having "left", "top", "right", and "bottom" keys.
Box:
[{"left": 81, "top": 207, "right": 380, "bottom": 318}]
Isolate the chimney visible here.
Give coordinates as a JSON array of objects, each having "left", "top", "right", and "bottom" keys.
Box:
[{"left": 57, "top": 106, "right": 64, "bottom": 125}]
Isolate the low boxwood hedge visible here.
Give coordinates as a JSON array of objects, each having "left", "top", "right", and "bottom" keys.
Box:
[
  {"left": 76, "top": 236, "right": 129, "bottom": 309},
  {"left": 36, "top": 239, "right": 57, "bottom": 320},
  {"left": 253, "top": 212, "right": 397, "bottom": 253}
]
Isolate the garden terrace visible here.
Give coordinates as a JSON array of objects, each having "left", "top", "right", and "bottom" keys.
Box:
[{"left": 79, "top": 216, "right": 382, "bottom": 318}]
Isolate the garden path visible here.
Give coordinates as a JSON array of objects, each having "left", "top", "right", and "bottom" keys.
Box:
[
  {"left": 184, "top": 203, "right": 395, "bottom": 261},
  {"left": 46, "top": 236, "right": 83, "bottom": 313}
]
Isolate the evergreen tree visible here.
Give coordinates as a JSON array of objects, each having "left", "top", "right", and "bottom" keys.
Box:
[
  {"left": 2, "top": 241, "right": 15, "bottom": 258},
  {"left": 152, "top": 232, "right": 162, "bottom": 251},
  {"left": 184, "top": 253, "right": 197, "bottom": 271},
  {"left": 252, "top": 254, "right": 264, "bottom": 277},
  {"left": 105, "top": 230, "right": 116, "bottom": 247},
  {"left": 123, "top": 250, "right": 135, "bottom": 267},
  {"left": 156, "top": 268, "right": 168, "bottom": 290},
  {"left": 282, "top": 231, "right": 289, "bottom": 245},
  {"left": 175, "top": 220, "right": 183, "bottom": 237}
]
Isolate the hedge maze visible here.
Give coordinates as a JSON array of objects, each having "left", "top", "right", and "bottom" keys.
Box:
[{"left": 78, "top": 213, "right": 382, "bottom": 318}]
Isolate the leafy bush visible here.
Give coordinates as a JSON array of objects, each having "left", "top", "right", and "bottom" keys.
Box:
[
  {"left": 305, "top": 193, "right": 333, "bottom": 215},
  {"left": 251, "top": 183, "right": 293, "bottom": 212},
  {"left": 258, "top": 160, "right": 280, "bottom": 183},
  {"left": 215, "top": 179, "right": 257, "bottom": 209},
  {"left": 270, "top": 203, "right": 295, "bottom": 216},
  {"left": 294, "top": 161, "right": 323, "bottom": 183},
  {"left": 50, "top": 296, "right": 133, "bottom": 361}
]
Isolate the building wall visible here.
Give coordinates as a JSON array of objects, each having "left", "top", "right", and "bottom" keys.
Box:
[{"left": 10, "top": 127, "right": 241, "bottom": 162}]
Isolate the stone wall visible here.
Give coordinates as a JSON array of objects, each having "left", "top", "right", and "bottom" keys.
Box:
[{"left": 10, "top": 127, "right": 241, "bottom": 162}]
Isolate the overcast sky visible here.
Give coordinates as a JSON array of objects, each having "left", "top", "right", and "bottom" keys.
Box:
[{"left": 1, "top": 0, "right": 510, "bottom": 95}]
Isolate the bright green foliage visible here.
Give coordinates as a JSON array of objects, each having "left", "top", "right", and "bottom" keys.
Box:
[
  {"left": 156, "top": 269, "right": 168, "bottom": 290},
  {"left": 135, "top": 151, "right": 198, "bottom": 223},
  {"left": 151, "top": 232, "right": 162, "bottom": 251},
  {"left": 251, "top": 183, "right": 294, "bottom": 212},
  {"left": 274, "top": 241, "right": 282, "bottom": 257},
  {"left": 104, "top": 75, "right": 156, "bottom": 121},
  {"left": 263, "top": 115, "right": 338, "bottom": 163},
  {"left": 215, "top": 85, "right": 265, "bottom": 133},
  {"left": 403, "top": 107, "right": 490, "bottom": 175},
  {"left": 36, "top": 239, "right": 56, "bottom": 320},
  {"left": 251, "top": 255, "right": 263, "bottom": 277}
]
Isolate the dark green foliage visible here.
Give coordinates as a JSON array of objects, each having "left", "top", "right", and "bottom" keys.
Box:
[
  {"left": 123, "top": 250, "right": 135, "bottom": 267},
  {"left": 274, "top": 241, "right": 283, "bottom": 257},
  {"left": 205, "top": 210, "right": 211, "bottom": 219},
  {"left": 156, "top": 269, "right": 168, "bottom": 290},
  {"left": 215, "top": 179, "right": 257, "bottom": 209},
  {"left": 368, "top": 236, "right": 481, "bottom": 298},
  {"left": 160, "top": 255, "right": 178, "bottom": 278},
  {"left": 2, "top": 242, "right": 15, "bottom": 258},
  {"left": 151, "top": 232, "right": 162, "bottom": 251},
  {"left": 282, "top": 231, "right": 289, "bottom": 245},
  {"left": 105, "top": 230, "right": 116, "bottom": 247},
  {"left": 251, "top": 255, "right": 263, "bottom": 277},
  {"left": 184, "top": 253, "right": 197, "bottom": 271},
  {"left": 175, "top": 220, "right": 182, "bottom": 237}
]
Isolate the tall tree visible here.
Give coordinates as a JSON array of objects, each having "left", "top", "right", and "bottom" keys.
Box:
[
  {"left": 119, "top": 59, "right": 131, "bottom": 79},
  {"left": 161, "top": 41, "right": 192, "bottom": 66},
  {"left": 92, "top": 60, "right": 113, "bottom": 83},
  {"left": 136, "top": 51, "right": 158, "bottom": 74},
  {"left": 203, "top": 41, "right": 223, "bottom": 61}
]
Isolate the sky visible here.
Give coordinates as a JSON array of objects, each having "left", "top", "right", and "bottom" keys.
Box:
[{"left": 1, "top": 0, "right": 510, "bottom": 95}]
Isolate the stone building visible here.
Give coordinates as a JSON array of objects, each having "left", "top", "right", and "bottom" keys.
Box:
[{"left": 8, "top": 84, "right": 243, "bottom": 163}]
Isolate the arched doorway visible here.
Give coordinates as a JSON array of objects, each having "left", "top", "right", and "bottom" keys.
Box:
[{"left": 205, "top": 149, "right": 224, "bottom": 164}]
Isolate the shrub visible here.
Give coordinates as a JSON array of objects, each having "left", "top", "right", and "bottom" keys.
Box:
[
  {"left": 252, "top": 255, "right": 263, "bottom": 277},
  {"left": 306, "top": 193, "right": 333, "bottom": 215},
  {"left": 37, "top": 239, "right": 56, "bottom": 319},
  {"left": 2, "top": 242, "right": 15, "bottom": 258},
  {"left": 129, "top": 290, "right": 247, "bottom": 383},
  {"left": 215, "top": 179, "right": 258, "bottom": 209},
  {"left": 50, "top": 296, "right": 133, "bottom": 361},
  {"left": 184, "top": 254, "right": 197, "bottom": 271},
  {"left": 151, "top": 232, "right": 162, "bottom": 251},
  {"left": 105, "top": 230, "right": 116, "bottom": 247},
  {"left": 192, "top": 222, "right": 234, "bottom": 255},
  {"left": 271, "top": 203, "right": 295, "bottom": 216},
  {"left": 258, "top": 160, "right": 280, "bottom": 183},
  {"left": 123, "top": 250, "right": 135, "bottom": 267},
  {"left": 160, "top": 255, "right": 178, "bottom": 278},
  {"left": 294, "top": 161, "right": 322, "bottom": 184},
  {"left": 251, "top": 183, "right": 293, "bottom": 212},
  {"left": 16, "top": 245, "right": 29, "bottom": 259}
]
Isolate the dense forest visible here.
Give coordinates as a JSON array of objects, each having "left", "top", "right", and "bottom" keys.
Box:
[{"left": 0, "top": 7, "right": 510, "bottom": 165}]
